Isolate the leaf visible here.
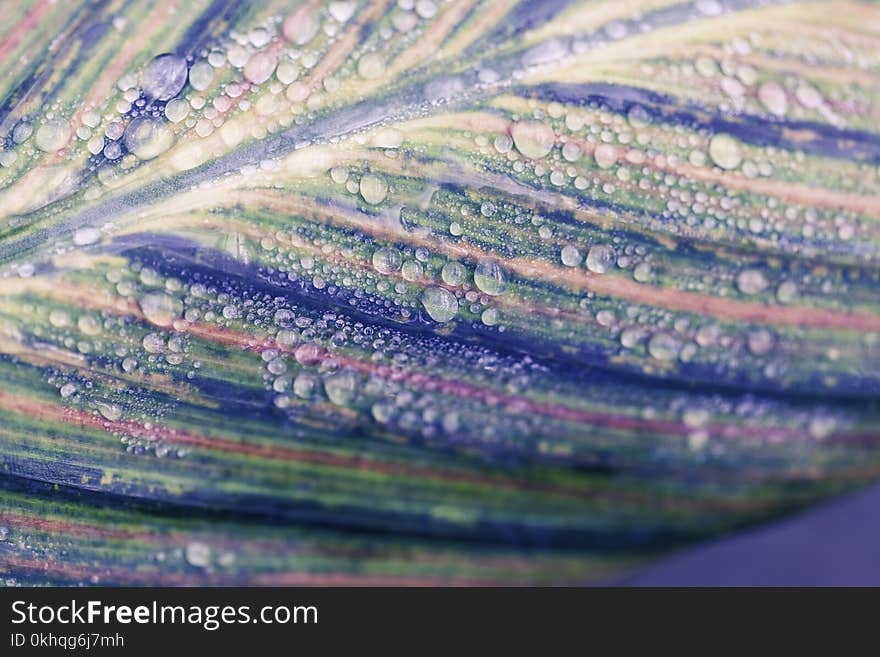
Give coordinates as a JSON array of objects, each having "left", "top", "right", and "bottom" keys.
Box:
[{"left": 0, "top": 0, "right": 878, "bottom": 584}]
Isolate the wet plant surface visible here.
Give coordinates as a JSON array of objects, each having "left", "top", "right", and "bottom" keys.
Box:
[{"left": 0, "top": 0, "right": 879, "bottom": 585}]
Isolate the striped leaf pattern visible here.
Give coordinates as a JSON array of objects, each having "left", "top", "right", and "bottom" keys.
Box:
[{"left": 1, "top": 0, "right": 879, "bottom": 584}]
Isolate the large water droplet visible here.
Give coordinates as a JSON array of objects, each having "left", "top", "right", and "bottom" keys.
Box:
[
  {"left": 372, "top": 247, "right": 403, "bottom": 274},
  {"left": 97, "top": 403, "right": 122, "bottom": 421},
  {"left": 164, "top": 98, "right": 190, "bottom": 123},
  {"left": 593, "top": 144, "right": 618, "bottom": 169},
  {"left": 294, "top": 372, "right": 318, "bottom": 398},
  {"left": 185, "top": 542, "right": 211, "bottom": 568},
  {"left": 648, "top": 332, "right": 681, "bottom": 361},
  {"left": 324, "top": 371, "right": 358, "bottom": 405},
  {"left": 586, "top": 245, "right": 614, "bottom": 274},
  {"left": 708, "top": 133, "right": 742, "bottom": 170},
  {"left": 357, "top": 53, "right": 385, "bottom": 79},
  {"left": 139, "top": 292, "right": 182, "bottom": 327},
  {"left": 34, "top": 119, "right": 71, "bottom": 152},
  {"left": 757, "top": 81, "right": 787, "bottom": 117},
  {"left": 73, "top": 227, "right": 101, "bottom": 246},
  {"left": 441, "top": 261, "right": 468, "bottom": 286},
  {"left": 244, "top": 52, "right": 277, "bottom": 84},
  {"left": 747, "top": 329, "right": 775, "bottom": 356},
  {"left": 421, "top": 287, "right": 458, "bottom": 322},
  {"left": 510, "top": 121, "right": 555, "bottom": 159},
  {"left": 473, "top": 260, "right": 507, "bottom": 296},
  {"left": 360, "top": 174, "right": 388, "bottom": 204},
  {"left": 736, "top": 269, "right": 768, "bottom": 295},
  {"left": 188, "top": 60, "right": 214, "bottom": 91},
  {"left": 124, "top": 117, "right": 174, "bottom": 160},
  {"left": 560, "top": 245, "right": 582, "bottom": 267},
  {"left": 142, "top": 53, "right": 188, "bottom": 101},
  {"left": 329, "top": 1, "right": 357, "bottom": 22}
]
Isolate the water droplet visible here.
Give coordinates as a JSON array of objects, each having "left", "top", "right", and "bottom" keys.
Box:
[
  {"left": 561, "top": 142, "right": 581, "bottom": 162},
  {"left": 808, "top": 416, "right": 837, "bottom": 440},
  {"left": 392, "top": 10, "right": 418, "bottom": 32},
  {"left": 481, "top": 308, "right": 499, "bottom": 326},
  {"left": 12, "top": 122, "right": 32, "bottom": 144},
  {"left": 294, "top": 372, "right": 318, "bottom": 397},
  {"left": 139, "top": 293, "right": 182, "bottom": 327},
  {"left": 283, "top": 11, "right": 320, "bottom": 45},
  {"left": 441, "top": 261, "right": 468, "bottom": 286},
  {"left": 244, "top": 52, "right": 277, "bottom": 84},
  {"left": 78, "top": 315, "right": 101, "bottom": 335},
  {"left": 414, "top": 0, "right": 436, "bottom": 18},
  {"left": 34, "top": 119, "right": 71, "bottom": 152},
  {"left": 188, "top": 60, "right": 214, "bottom": 91},
  {"left": 795, "top": 82, "right": 823, "bottom": 109},
  {"left": 757, "top": 81, "right": 787, "bottom": 117},
  {"left": 142, "top": 53, "right": 188, "bottom": 101},
  {"left": 736, "top": 269, "right": 768, "bottom": 295},
  {"left": 493, "top": 134, "right": 512, "bottom": 154},
  {"left": 560, "top": 245, "right": 582, "bottom": 267},
  {"left": 648, "top": 332, "right": 681, "bottom": 361},
  {"left": 329, "top": 1, "right": 357, "bottom": 22},
  {"left": 267, "top": 357, "right": 287, "bottom": 375},
  {"left": 586, "top": 245, "right": 614, "bottom": 274},
  {"left": 73, "top": 227, "right": 101, "bottom": 246},
  {"left": 97, "top": 403, "right": 122, "bottom": 421},
  {"left": 627, "top": 105, "right": 651, "bottom": 128},
  {"left": 357, "top": 53, "right": 385, "bottom": 79},
  {"left": 275, "top": 61, "right": 299, "bottom": 85},
  {"left": 620, "top": 327, "right": 644, "bottom": 349},
  {"left": 776, "top": 280, "right": 798, "bottom": 304},
  {"left": 372, "top": 247, "right": 403, "bottom": 274},
  {"left": 142, "top": 333, "right": 165, "bottom": 353},
  {"left": 185, "top": 542, "right": 211, "bottom": 568},
  {"left": 747, "top": 329, "right": 775, "bottom": 356},
  {"left": 49, "top": 310, "right": 70, "bottom": 327},
  {"left": 324, "top": 370, "right": 357, "bottom": 405},
  {"left": 633, "top": 262, "right": 653, "bottom": 283},
  {"left": 421, "top": 287, "right": 458, "bottom": 322},
  {"left": 330, "top": 166, "right": 349, "bottom": 184},
  {"left": 401, "top": 260, "right": 422, "bottom": 281},
  {"left": 276, "top": 329, "right": 299, "bottom": 347},
  {"left": 708, "top": 133, "right": 742, "bottom": 170},
  {"left": 164, "top": 98, "right": 190, "bottom": 123},
  {"left": 510, "top": 121, "right": 555, "bottom": 159},
  {"left": 359, "top": 174, "right": 388, "bottom": 204},
  {"left": 124, "top": 117, "right": 174, "bottom": 160},
  {"left": 473, "top": 260, "right": 507, "bottom": 296},
  {"left": 371, "top": 401, "right": 394, "bottom": 423},
  {"left": 593, "top": 144, "right": 618, "bottom": 169},
  {"left": 294, "top": 343, "right": 322, "bottom": 366},
  {"left": 596, "top": 310, "right": 616, "bottom": 327}
]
